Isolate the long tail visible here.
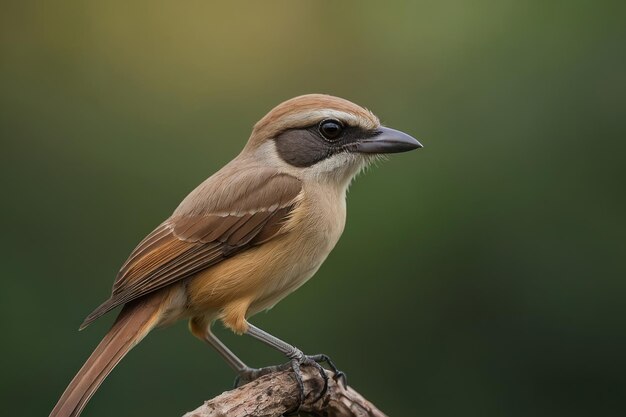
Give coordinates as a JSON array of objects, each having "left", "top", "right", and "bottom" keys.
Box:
[{"left": 50, "top": 292, "right": 164, "bottom": 417}]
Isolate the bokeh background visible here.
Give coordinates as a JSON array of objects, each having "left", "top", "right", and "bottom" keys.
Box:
[{"left": 1, "top": 1, "right": 625, "bottom": 416}]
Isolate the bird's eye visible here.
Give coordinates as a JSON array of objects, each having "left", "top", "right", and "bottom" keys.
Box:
[{"left": 319, "top": 119, "right": 343, "bottom": 141}]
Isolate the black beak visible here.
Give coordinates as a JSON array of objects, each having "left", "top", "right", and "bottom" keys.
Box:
[{"left": 355, "top": 126, "right": 423, "bottom": 154}]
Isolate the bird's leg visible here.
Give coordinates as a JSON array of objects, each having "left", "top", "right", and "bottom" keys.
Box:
[
  {"left": 245, "top": 322, "right": 346, "bottom": 386},
  {"left": 203, "top": 329, "right": 250, "bottom": 373},
  {"left": 191, "top": 317, "right": 265, "bottom": 387},
  {"left": 201, "top": 328, "right": 285, "bottom": 387},
  {"left": 243, "top": 321, "right": 346, "bottom": 406}
]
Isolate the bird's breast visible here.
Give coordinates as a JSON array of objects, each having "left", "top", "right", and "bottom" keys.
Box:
[
  {"left": 184, "top": 182, "right": 347, "bottom": 318},
  {"left": 264, "top": 184, "right": 346, "bottom": 291}
]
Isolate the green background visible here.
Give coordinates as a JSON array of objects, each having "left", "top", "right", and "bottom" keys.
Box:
[{"left": 1, "top": 1, "right": 625, "bottom": 416}]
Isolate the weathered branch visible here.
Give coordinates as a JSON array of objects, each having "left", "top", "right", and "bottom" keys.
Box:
[{"left": 183, "top": 365, "right": 387, "bottom": 417}]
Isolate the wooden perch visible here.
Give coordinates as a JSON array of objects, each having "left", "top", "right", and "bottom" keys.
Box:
[{"left": 183, "top": 365, "right": 388, "bottom": 417}]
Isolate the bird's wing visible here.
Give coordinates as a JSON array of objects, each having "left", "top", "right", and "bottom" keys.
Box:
[{"left": 81, "top": 170, "right": 302, "bottom": 329}]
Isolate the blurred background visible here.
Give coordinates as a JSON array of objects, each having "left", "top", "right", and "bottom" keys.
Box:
[{"left": 1, "top": 1, "right": 625, "bottom": 416}]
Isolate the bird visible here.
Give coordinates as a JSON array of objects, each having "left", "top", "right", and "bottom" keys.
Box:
[{"left": 50, "top": 93, "right": 422, "bottom": 417}]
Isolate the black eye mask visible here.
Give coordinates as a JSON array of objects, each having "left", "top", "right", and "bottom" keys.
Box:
[{"left": 274, "top": 124, "right": 377, "bottom": 168}]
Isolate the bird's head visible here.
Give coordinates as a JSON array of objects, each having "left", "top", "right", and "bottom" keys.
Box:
[{"left": 242, "top": 94, "right": 422, "bottom": 187}]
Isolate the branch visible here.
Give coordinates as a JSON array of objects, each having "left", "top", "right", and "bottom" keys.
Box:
[{"left": 183, "top": 365, "right": 388, "bottom": 417}]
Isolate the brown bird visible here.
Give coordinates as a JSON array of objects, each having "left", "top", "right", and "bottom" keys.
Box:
[{"left": 50, "top": 94, "right": 422, "bottom": 417}]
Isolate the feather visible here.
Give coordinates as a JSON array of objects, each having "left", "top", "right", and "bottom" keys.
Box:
[{"left": 80, "top": 171, "right": 301, "bottom": 329}]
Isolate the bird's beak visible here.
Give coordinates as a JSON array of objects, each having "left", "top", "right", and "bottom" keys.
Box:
[{"left": 355, "top": 126, "right": 423, "bottom": 154}]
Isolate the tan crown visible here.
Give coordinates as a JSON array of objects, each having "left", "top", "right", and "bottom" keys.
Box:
[{"left": 246, "top": 94, "right": 380, "bottom": 149}]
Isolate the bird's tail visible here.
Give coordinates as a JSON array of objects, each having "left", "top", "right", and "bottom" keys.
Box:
[{"left": 50, "top": 292, "right": 164, "bottom": 417}]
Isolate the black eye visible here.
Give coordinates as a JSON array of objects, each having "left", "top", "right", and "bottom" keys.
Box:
[{"left": 319, "top": 119, "right": 343, "bottom": 141}]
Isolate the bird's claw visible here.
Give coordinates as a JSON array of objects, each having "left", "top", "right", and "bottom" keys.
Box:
[
  {"left": 306, "top": 353, "right": 347, "bottom": 388},
  {"left": 234, "top": 364, "right": 287, "bottom": 388},
  {"left": 233, "top": 353, "right": 346, "bottom": 413},
  {"left": 292, "top": 355, "right": 329, "bottom": 404}
]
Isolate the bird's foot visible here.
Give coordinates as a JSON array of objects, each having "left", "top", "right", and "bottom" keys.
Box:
[
  {"left": 233, "top": 352, "right": 346, "bottom": 412},
  {"left": 305, "top": 353, "right": 347, "bottom": 388},
  {"left": 233, "top": 363, "right": 289, "bottom": 388},
  {"left": 284, "top": 350, "right": 347, "bottom": 411}
]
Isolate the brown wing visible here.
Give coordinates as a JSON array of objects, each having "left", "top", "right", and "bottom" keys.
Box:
[{"left": 80, "top": 171, "right": 301, "bottom": 329}]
